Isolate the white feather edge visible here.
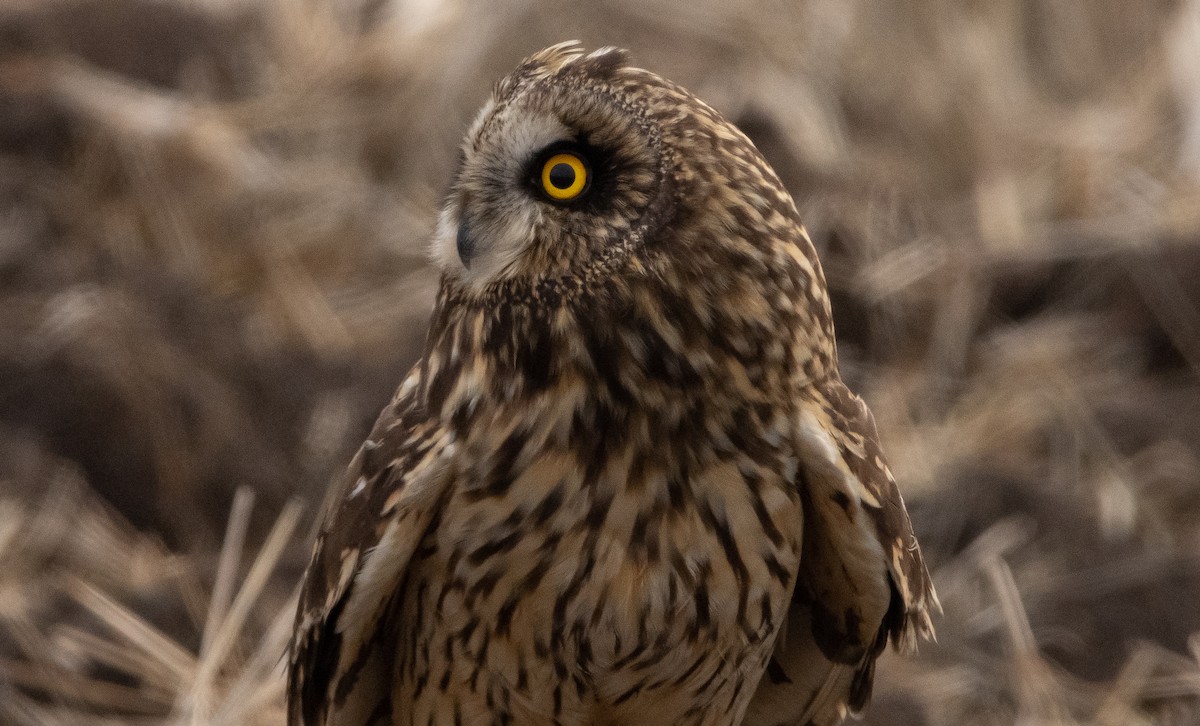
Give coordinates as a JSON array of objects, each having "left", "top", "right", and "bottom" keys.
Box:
[
  {"left": 336, "top": 437, "right": 453, "bottom": 640},
  {"left": 792, "top": 407, "right": 890, "bottom": 592},
  {"left": 315, "top": 436, "right": 454, "bottom": 722}
]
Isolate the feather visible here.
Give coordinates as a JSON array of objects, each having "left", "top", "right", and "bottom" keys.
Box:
[
  {"left": 743, "top": 378, "right": 937, "bottom": 724},
  {"left": 287, "top": 369, "right": 454, "bottom": 725}
]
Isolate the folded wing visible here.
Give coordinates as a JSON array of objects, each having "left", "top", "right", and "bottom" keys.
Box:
[
  {"left": 288, "top": 370, "right": 454, "bottom": 726},
  {"left": 744, "top": 378, "right": 938, "bottom": 725}
]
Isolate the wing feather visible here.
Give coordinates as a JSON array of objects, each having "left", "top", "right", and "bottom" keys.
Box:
[
  {"left": 287, "top": 369, "right": 454, "bottom": 725},
  {"left": 745, "top": 377, "right": 937, "bottom": 725}
]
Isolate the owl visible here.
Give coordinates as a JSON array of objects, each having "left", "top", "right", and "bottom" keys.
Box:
[{"left": 288, "top": 42, "right": 938, "bottom": 726}]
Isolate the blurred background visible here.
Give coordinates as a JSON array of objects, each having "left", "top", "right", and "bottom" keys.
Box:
[{"left": 2, "top": 0, "right": 1199, "bottom": 723}]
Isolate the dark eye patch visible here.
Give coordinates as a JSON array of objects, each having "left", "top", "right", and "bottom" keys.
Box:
[{"left": 524, "top": 136, "right": 622, "bottom": 213}]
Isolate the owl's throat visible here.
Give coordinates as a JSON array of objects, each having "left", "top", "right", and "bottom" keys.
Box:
[{"left": 419, "top": 283, "right": 795, "bottom": 462}]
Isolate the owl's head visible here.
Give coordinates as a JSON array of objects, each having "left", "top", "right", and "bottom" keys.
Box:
[{"left": 431, "top": 42, "right": 827, "bottom": 320}]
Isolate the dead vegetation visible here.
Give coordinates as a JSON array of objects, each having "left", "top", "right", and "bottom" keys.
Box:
[{"left": 1, "top": 0, "right": 1199, "bottom": 723}]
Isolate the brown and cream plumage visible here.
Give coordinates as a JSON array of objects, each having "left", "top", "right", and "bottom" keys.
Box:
[{"left": 288, "top": 42, "right": 938, "bottom": 726}]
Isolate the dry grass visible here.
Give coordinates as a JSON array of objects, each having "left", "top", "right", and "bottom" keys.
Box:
[{"left": 1, "top": 0, "right": 1199, "bottom": 723}]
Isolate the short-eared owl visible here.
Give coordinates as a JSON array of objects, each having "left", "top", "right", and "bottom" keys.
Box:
[{"left": 289, "top": 42, "right": 937, "bottom": 726}]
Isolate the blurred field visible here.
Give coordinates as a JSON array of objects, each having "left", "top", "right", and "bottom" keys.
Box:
[{"left": 2, "top": 0, "right": 1199, "bottom": 723}]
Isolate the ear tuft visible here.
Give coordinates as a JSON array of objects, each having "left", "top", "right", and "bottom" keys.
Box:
[
  {"left": 524, "top": 40, "right": 587, "bottom": 72},
  {"left": 577, "top": 46, "right": 631, "bottom": 78}
]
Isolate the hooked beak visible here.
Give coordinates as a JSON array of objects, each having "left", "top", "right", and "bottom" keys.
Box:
[{"left": 456, "top": 220, "right": 476, "bottom": 269}]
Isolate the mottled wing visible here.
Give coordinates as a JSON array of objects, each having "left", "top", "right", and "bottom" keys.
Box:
[
  {"left": 288, "top": 369, "right": 454, "bottom": 726},
  {"left": 745, "top": 377, "right": 938, "bottom": 725}
]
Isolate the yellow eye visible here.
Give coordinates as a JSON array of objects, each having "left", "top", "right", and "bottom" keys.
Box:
[{"left": 539, "top": 152, "right": 589, "bottom": 201}]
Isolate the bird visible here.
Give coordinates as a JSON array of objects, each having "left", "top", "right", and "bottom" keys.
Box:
[{"left": 288, "top": 42, "right": 938, "bottom": 726}]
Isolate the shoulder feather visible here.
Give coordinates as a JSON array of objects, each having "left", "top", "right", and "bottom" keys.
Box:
[
  {"left": 746, "top": 377, "right": 937, "bottom": 724},
  {"left": 287, "top": 369, "right": 454, "bottom": 725}
]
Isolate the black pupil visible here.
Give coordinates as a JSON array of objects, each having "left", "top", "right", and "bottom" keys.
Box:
[{"left": 548, "top": 162, "right": 576, "bottom": 189}]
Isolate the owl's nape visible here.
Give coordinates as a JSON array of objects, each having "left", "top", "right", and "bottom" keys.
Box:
[{"left": 289, "top": 42, "right": 936, "bottom": 726}]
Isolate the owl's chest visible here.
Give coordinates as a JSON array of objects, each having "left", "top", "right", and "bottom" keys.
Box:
[{"left": 410, "top": 428, "right": 804, "bottom": 695}]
